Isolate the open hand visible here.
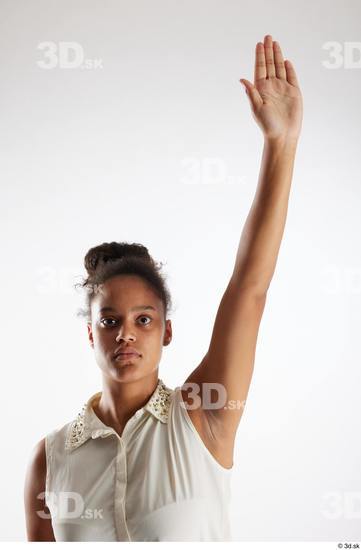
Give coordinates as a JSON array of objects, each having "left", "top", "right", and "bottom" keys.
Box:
[{"left": 240, "top": 35, "right": 303, "bottom": 141}]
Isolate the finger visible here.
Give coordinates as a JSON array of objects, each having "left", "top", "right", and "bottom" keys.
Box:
[
  {"left": 240, "top": 79, "right": 263, "bottom": 110},
  {"left": 254, "top": 42, "right": 266, "bottom": 83},
  {"left": 284, "top": 59, "right": 300, "bottom": 87},
  {"left": 264, "top": 34, "right": 275, "bottom": 78},
  {"left": 273, "top": 40, "right": 287, "bottom": 80}
]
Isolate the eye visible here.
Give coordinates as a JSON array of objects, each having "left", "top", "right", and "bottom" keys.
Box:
[
  {"left": 100, "top": 318, "right": 117, "bottom": 327},
  {"left": 100, "top": 315, "right": 152, "bottom": 328},
  {"left": 138, "top": 315, "right": 152, "bottom": 325}
]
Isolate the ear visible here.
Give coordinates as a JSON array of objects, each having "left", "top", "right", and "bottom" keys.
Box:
[
  {"left": 87, "top": 323, "right": 94, "bottom": 348},
  {"left": 163, "top": 319, "right": 172, "bottom": 346}
]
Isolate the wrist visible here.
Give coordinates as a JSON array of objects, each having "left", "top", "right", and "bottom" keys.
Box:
[{"left": 264, "top": 134, "right": 299, "bottom": 151}]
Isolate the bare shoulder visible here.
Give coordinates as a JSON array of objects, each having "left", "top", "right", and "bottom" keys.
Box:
[
  {"left": 24, "top": 437, "right": 55, "bottom": 541},
  {"left": 180, "top": 367, "right": 235, "bottom": 470}
]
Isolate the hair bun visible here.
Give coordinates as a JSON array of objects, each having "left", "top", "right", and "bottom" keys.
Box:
[
  {"left": 76, "top": 240, "right": 173, "bottom": 323},
  {"left": 84, "top": 241, "right": 151, "bottom": 276}
]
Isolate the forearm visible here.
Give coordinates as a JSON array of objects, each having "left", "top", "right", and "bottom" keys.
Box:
[{"left": 231, "top": 136, "right": 298, "bottom": 295}]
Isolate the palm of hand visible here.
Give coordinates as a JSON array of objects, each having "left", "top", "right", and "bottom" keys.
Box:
[{"left": 240, "top": 35, "right": 303, "bottom": 141}]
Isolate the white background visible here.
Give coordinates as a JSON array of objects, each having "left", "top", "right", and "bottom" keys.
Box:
[{"left": 1, "top": 0, "right": 360, "bottom": 541}]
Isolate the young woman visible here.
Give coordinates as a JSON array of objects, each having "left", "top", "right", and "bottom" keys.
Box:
[{"left": 24, "top": 34, "right": 303, "bottom": 541}]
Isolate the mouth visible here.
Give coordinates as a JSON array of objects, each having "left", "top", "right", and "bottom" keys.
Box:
[
  {"left": 114, "top": 352, "right": 141, "bottom": 361},
  {"left": 113, "top": 346, "right": 141, "bottom": 358}
]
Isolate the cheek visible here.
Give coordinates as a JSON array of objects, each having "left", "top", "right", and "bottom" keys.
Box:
[{"left": 93, "top": 328, "right": 113, "bottom": 348}]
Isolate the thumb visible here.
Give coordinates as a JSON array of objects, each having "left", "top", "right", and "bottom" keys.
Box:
[{"left": 239, "top": 79, "right": 262, "bottom": 109}]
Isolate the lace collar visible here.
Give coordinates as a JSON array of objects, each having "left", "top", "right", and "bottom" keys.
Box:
[{"left": 65, "top": 378, "right": 173, "bottom": 452}]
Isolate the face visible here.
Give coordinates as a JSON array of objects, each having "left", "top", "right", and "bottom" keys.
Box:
[{"left": 87, "top": 275, "right": 172, "bottom": 383}]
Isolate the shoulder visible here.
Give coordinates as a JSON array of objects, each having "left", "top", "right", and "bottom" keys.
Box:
[
  {"left": 24, "top": 437, "right": 50, "bottom": 508},
  {"left": 24, "top": 423, "right": 69, "bottom": 497},
  {"left": 25, "top": 437, "right": 47, "bottom": 480}
]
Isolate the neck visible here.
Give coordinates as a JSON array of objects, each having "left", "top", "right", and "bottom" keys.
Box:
[{"left": 94, "top": 372, "right": 159, "bottom": 429}]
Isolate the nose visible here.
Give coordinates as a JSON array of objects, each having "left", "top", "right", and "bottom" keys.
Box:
[{"left": 115, "top": 322, "right": 136, "bottom": 343}]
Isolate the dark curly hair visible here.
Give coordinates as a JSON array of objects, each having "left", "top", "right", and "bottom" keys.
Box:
[{"left": 75, "top": 241, "right": 173, "bottom": 323}]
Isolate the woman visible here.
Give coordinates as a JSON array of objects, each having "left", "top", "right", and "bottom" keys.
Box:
[{"left": 24, "top": 34, "right": 303, "bottom": 541}]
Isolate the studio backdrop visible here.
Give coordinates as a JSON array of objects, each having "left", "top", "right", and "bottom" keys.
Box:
[{"left": 0, "top": 0, "right": 360, "bottom": 542}]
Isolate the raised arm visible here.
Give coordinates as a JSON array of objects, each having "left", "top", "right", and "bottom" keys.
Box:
[
  {"left": 182, "top": 35, "right": 303, "bottom": 458},
  {"left": 234, "top": 35, "right": 302, "bottom": 294}
]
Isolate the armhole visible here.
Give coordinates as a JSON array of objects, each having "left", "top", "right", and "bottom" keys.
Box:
[{"left": 175, "top": 386, "right": 233, "bottom": 475}]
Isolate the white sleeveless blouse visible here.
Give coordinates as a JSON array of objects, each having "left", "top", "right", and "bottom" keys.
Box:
[{"left": 44, "top": 378, "right": 233, "bottom": 541}]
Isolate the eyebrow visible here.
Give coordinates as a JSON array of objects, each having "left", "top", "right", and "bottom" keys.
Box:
[{"left": 98, "top": 305, "right": 157, "bottom": 314}]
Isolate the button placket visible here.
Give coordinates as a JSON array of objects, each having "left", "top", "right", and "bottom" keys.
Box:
[{"left": 114, "top": 438, "right": 131, "bottom": 541}]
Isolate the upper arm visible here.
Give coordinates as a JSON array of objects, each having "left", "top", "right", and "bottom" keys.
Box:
[
  {"left": 183, "top": 277, "right": 267, "bottom": 443},
  {"left": 24, "top": 437, "right": 56, "bottom": 541}
]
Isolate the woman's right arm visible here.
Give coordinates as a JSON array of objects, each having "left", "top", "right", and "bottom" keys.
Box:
[{"left": 24, "top": 437, "right": 56, "bottom": 541}]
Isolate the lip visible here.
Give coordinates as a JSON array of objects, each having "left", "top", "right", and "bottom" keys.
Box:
[
  {"left": 114, "top": 353, "right": 140, "bottom": 361},
  {"left": 113, "top": 346, "right": 141, "bottom": 358}
]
